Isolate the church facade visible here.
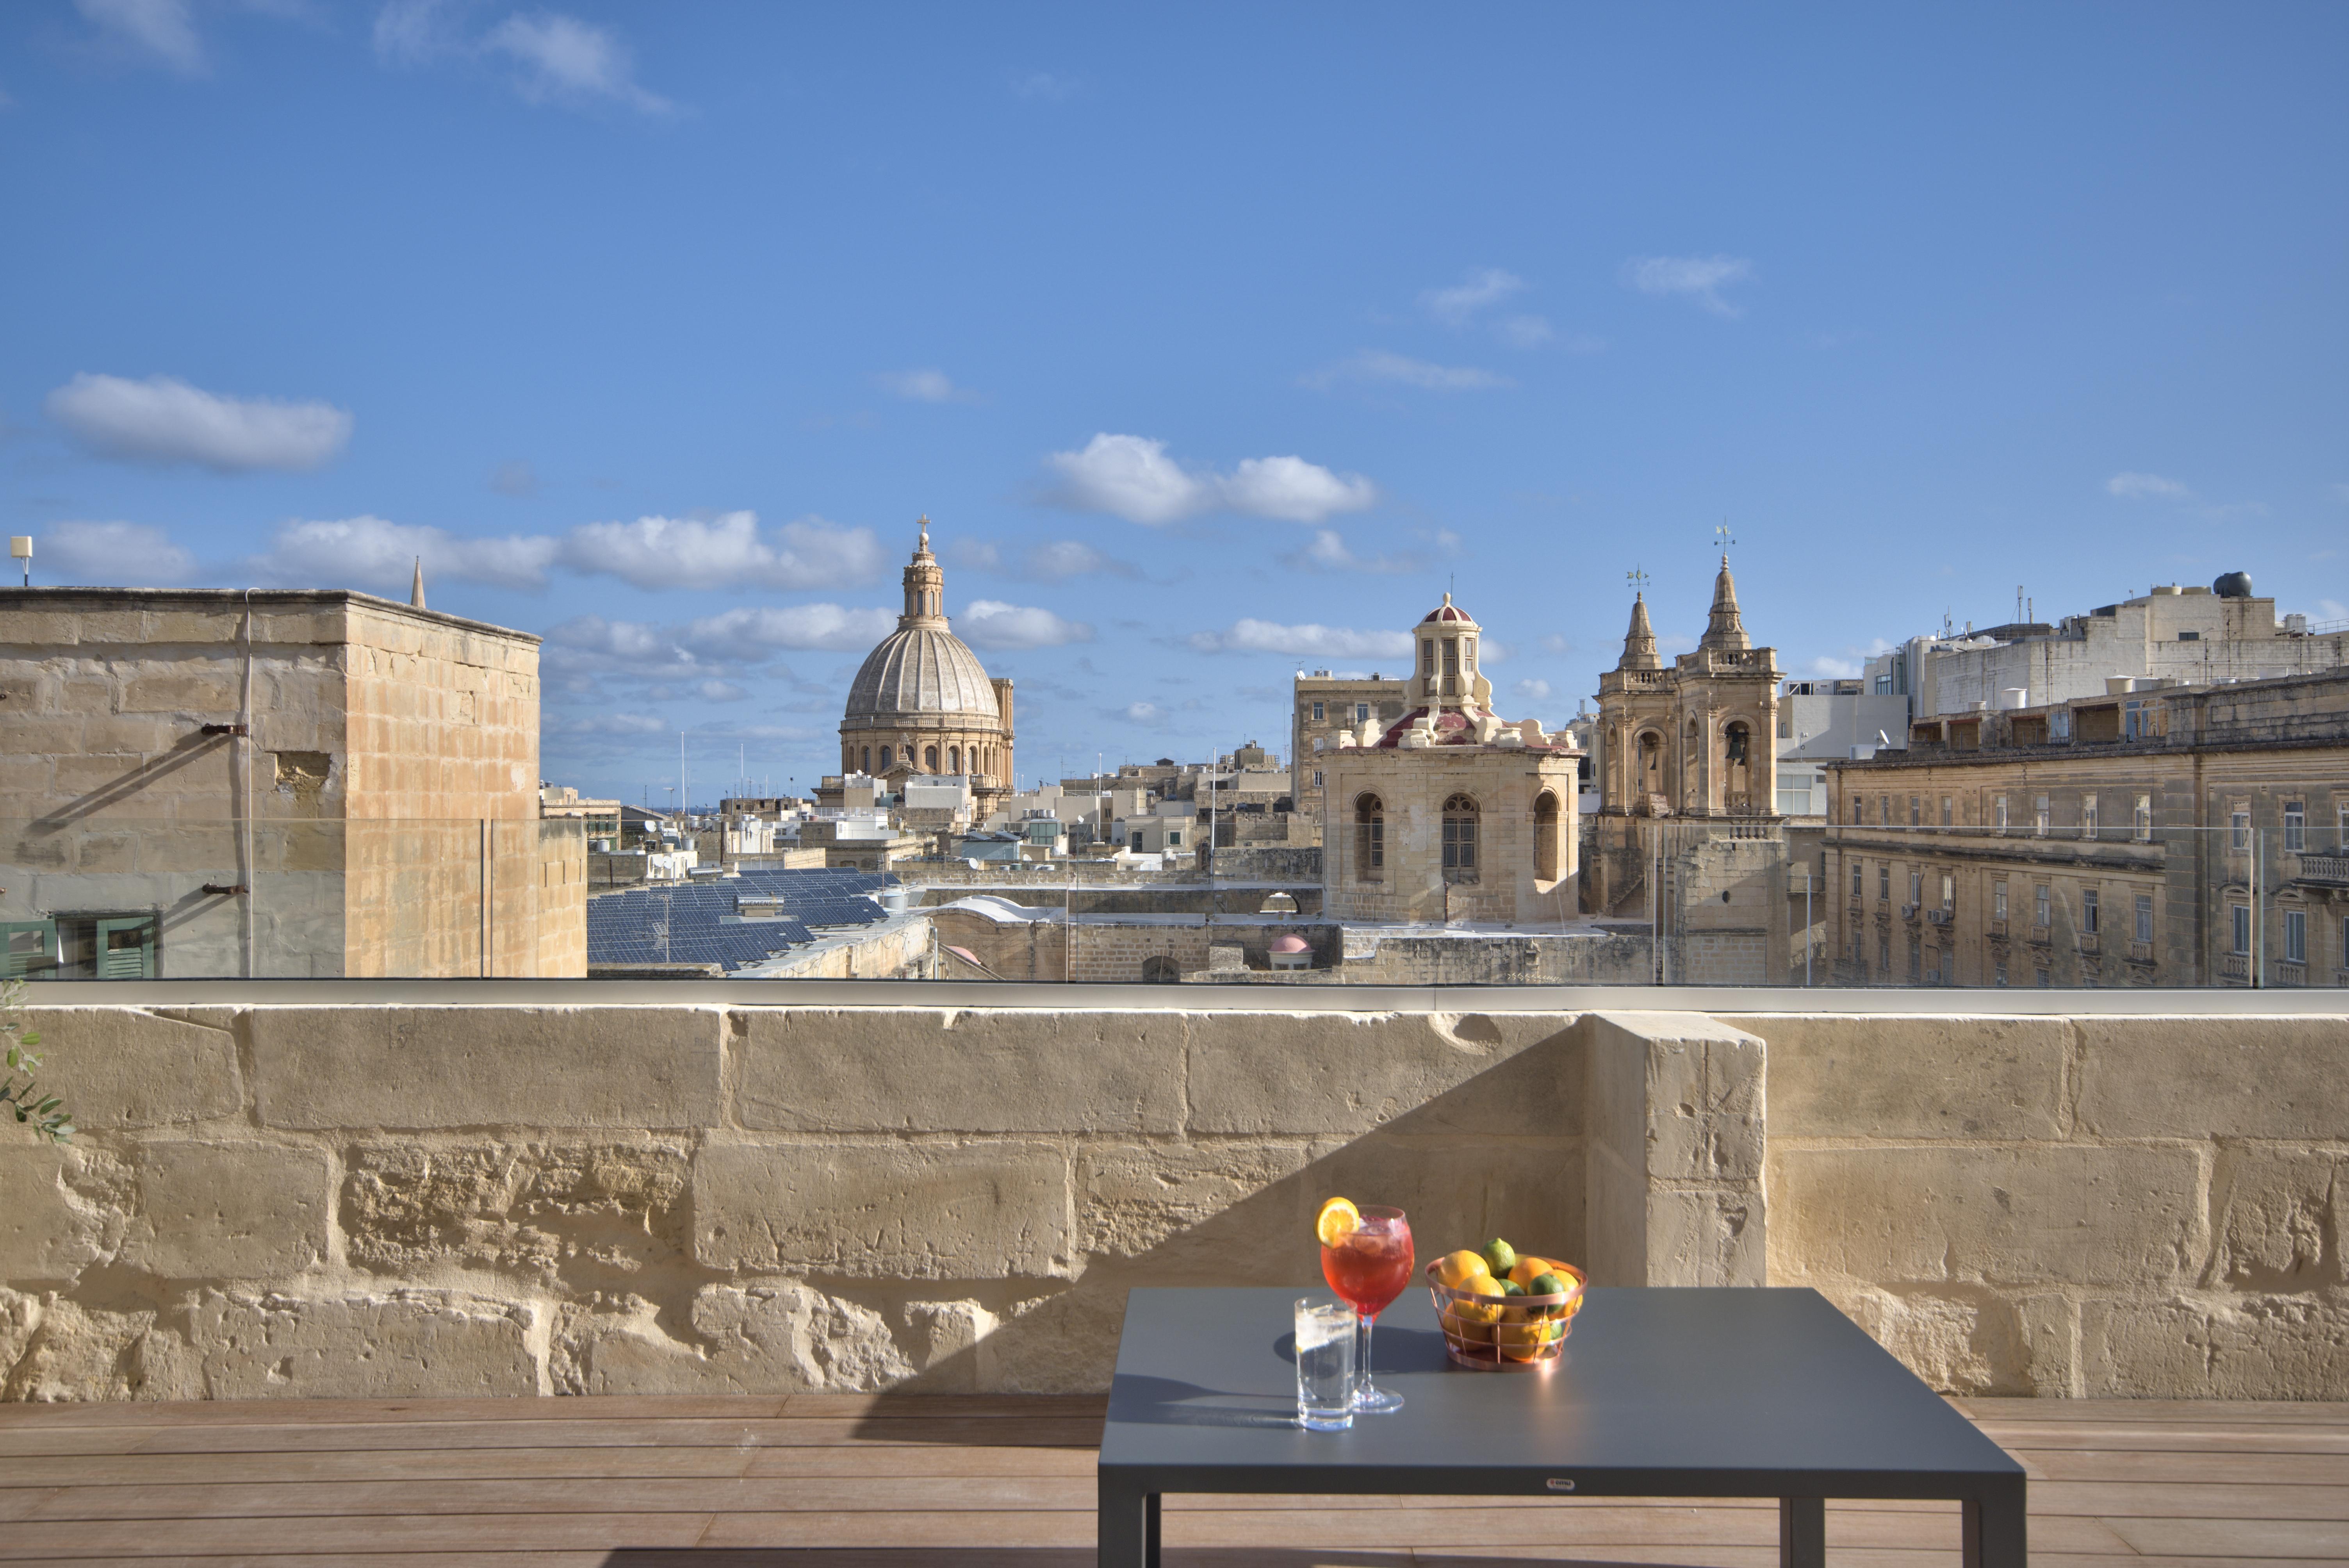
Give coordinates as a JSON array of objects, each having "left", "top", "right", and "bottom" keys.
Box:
[
  {"left": 839, "top": 522, "right": 1014, "bottom": 813},
  {"left": 1593, "top": 560, "right": 1780, "bottom": 819},
  {"left": 1319, "top": 595, "right": 1583, "bottom": 925}
]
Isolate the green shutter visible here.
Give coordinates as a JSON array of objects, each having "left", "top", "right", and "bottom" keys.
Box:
[
  {"left": 2, "top": 921, "right": 57, "bottom": 979},
  {"left": 95, "top": 916, "right": 156, "bottom": 980}
]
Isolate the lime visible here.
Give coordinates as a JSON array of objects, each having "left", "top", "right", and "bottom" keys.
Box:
[{"left": 1481, "top": 1238, "right": 1518, "bottom": 1278}]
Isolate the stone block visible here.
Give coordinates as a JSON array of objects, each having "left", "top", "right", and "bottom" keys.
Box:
[
  {"left": 1824, "top": 1285, "right": 2030, "bottom": 1396},
  {"left": 1185, "top": 1011, "right": 1580, "bottom": 1138},
  {"left": 0, "top": 1146, "right": 124, "bottom": 1283},
  {"left": 2083, "top": 1295, "right": 2349, "bottom": 1400},
  {"left": 1772, "top": 1144, "right": 2202, "bottom": 1289},
  {"left": 694, "top": 1141, "right": 1070, "bottom": 1279},
  {"left": 125, "top": 1142, "right": 330, "bottom": 1280},
  {"left": 18, "top": 1008, "right": 243, "bottom": 1130},
  {"left": 1075, "top": 1141, "right": 1313, "bottom": 1271},
  {"left": 561, "top": 1283, "right": 918, "bottom": 1395},
  {"left": 2207, "top": 1150, "right": 2344, "bottom": 1292},
  {"left": 0, "top": 1294, "right": 174, "bottom": 1402},
  {"left": 251, "top": 1007, "right": 724, "bottom": 1128},
  {"left": 982, "top": 1283, "right": 1129, "bottom": 1393},
  {"left": 1645, "top": 1186, "right": 1766, "bottom": 1287},
  {"left": 185, "top": 1291, "right": 539, "bottom": 1398},
  {"left": 2075, "top": 1018, "right": 2349, "bottom": 1140},
  {"left": 1728, "top": 1015, "right": 2067, "bottom": 1140},
  {"left": 1586, "top": 1012, "right": 1765, "bottom": 1181},
  {"left": 737, "top": 1009, "right": 1183, "bottom": 1135},
  {"left": 118, "top": 674, "right": 239, "bottom": 715},
  {"left": 341, "top": 1140, "right": 691, "bottom": 1286}
]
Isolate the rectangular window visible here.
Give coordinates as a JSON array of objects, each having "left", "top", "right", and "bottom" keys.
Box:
[
  {"left": 1777, "top": 716, "right": 1791, "bottom": 738},
  {"left": 2231, "top": 903, "right": 2251, "bottom": 955},
  {"left": 1850, "top": 797, "right": 1862, "bottom": 825},
  {"left": 1909, "top": 795, "right": 1920, "bottom": 827},
  {"left": 2082, "top": 889, "right": 2100, "bottom": 935},
  {"left": 2284, "top": 802, "right": 2305, "bottom": 852},
  {"left": 1940, "top": 872, "right": 1954, "bottom": 911},
  {"left": 1878, "top": 935, "right": 1889, "bottom": 974},
  {"left": 1994, "top": 880, "right": 2008, "bottom": 921},
  {"left": 2231, "top": 807, "right": 2250, "bottom": 852},
  {"left": 1994, "top": 958, "right": 2007, "bottom": 986},
  {"left": 1166, "top": 831, "right": 1181, "bottom": 847},
  {"left": 2135, "top": 894, "right": 2153, "bottom": 944},
  {"left": 2036, "top": 966, "right": 2051, "bottom": 988},
  {"left": 1850, "top": 861, "right": 1863, "bottom": 897},
  {"left": 2082, "top": 793, "right": 2098, "bottom": 839},
  {"left": 1422, "top": 641, "right": 1435, "bottom": 675},
  {"left": 1907, "top": 935, "right": 1921, "bottom": 981},
  {"left": 1311, "top": 701, "right": 1324, "bottom": 722},
  {"left": 1941, "top": 795, "right": 1953, "bottom": 827},
  {"left": 1908, "top": 869, "right": 1922, "bottom": 907},
  {"left": 2034, "top": 794, "right": 2050, "bottom": 837},
  {"left": 2285, "top": 909, "right": 2306, "bottom": 964},
  {"left": 1994, "top": 794, "right": 2009, "bottom": 833},
  {"left": 1878, "top": 863, "right": 1890, "bottom": 900},
  {"left": 1879, "top": 794, "right": 1891, "bottom": 825},
  {"left": 1312, "top": 770, "right": 1323, "bottom": 789},
  {"left": 2134, "top": 794, "right": 2152, "bottom": 842},
  {"left": 2035, "top": 886, "right": 2050, "bottom": 928},
  {"left": 1443, "top": 639, "right": 1459, "bottom": 675},
  {"left": 1355, "top": 703, "right": 1370, "bottom": 723}
]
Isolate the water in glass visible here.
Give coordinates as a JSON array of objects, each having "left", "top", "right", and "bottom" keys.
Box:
[{"left": 1293, "top": 1299, "right": 1356, "bottom": 1431}]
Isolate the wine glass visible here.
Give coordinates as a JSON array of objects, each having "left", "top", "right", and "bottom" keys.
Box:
[{"left": 1319, "top": 1205, "right": 1414, "bottom": 1413}]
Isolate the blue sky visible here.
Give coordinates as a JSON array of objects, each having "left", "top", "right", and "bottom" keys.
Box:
[{"left": 5, "top": 2, "right": 2344, "bottom": 805}]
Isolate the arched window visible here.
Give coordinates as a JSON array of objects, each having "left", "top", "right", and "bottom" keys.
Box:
[
  {"left": 948, "top": 746, "right": 961, "bottom": 774},
  {"left": 1725, "top": 722, "right": 1751, "bottom": 764},
  {"left": 1353, "top": 794, "right": 1384, "bottom": 882},
  {"left": 1141, "top": 955, "right": 1181, "bottom": 983},
  {"left": 861, "top": 746, "right": 872, "bottom": 773},
  {"left": 879, "top": 745, "right": 892, "bottom": 769},
  {"left": 1442, "top": 793, "right": 1479, "bottom": 884},
  {"left": 1534, "top": 790, "right": 1561, "bottom": 882},
  {"left": 925, "top": 744, "right": 939, "bottom": 773}
]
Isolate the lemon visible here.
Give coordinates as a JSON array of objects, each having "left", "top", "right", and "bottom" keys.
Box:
[
  {"left": 1315, "top": 1196, "right": 1361, "bottom": 1247},
  {"left": 1435, "top": 1249, "right": 1493, "bottom": 1291}
]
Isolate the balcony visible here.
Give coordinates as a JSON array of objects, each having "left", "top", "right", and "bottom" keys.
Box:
[
  {"left": 2222, "top": 951, "right": 2250, "bottom": 980},
  {"left": 2278, "top": 962, "right": 2307, "bottom": 987},
  {"left": 1989, "top": 918, "right": 2008, "bottom": 939},
  {"left": 2079, "top": 932, "right": 2100, "bottom": 955},
  {"left": 2129, "top": 939, "right": 2156, "bottom": 964},
  {"left": 2297, "top": 852, "right": 2349, "bottom": 886}
]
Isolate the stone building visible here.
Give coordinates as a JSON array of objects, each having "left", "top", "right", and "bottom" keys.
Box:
[
  {"left": 1824, "top": 667, "right": 2349, "bottom": 988},
  {"left": 1291, "top": 670, "right": 1410, "bottom": 827},
  {"left": 0, "top": 587, "right": 584, "bottom": 979},
  {"left": 1319, "top": 595, "right": 1582, "bottom": 925},
  {"left": 839, "top": 520, "right": 1013, "bottom": 814},
  {"left": 1862, "top": 573, "right": 2349, "bottom": 724}
]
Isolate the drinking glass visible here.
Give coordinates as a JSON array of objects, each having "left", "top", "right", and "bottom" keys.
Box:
[
  {"left": 1319, "top": 1204, "right": 1413, "bottom": 1414},
  {"left": 1293, "top": 1298, "right": 1356, "bottom": 1431}
]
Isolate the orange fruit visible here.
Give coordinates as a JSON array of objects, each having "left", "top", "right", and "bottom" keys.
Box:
[
  {"left": 1510, "top": 1256, "right": 1568, "bottom": 1289},
  {"left": 1315, "top": 1197, "right": 1360, "bottom": 1247}
]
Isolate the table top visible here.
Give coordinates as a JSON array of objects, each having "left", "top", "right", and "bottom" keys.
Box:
[{"left": 1098, "top": 1287, "right": 2024, "bottom": 1499}]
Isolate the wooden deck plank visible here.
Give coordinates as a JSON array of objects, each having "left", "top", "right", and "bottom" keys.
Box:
[
  {"left": 0, "top": 1415, "right": 1105, "bottom": 1458},
  {"left": 0, "top": 1441, "right": 1096, "bottom": 1486},
  {"left": 1957, "top": 1397, "right": 2349, "bottom": 1425}
]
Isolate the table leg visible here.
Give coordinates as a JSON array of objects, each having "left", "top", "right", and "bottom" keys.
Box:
[
  {"left": 1963, "top": 1480, "right": 2028, "bottom": 1568},
  {"left": 1097, "top": 1473, "right": 1151, "bottom": 1568},
  {"left": 1779, "top": 1496, "right": 1825, "bottom": 1568}
]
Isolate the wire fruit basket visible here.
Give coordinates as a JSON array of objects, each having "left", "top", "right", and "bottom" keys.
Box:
[{"left": 1426, "top": 1259, "right": 1586, "bottom": 1371}]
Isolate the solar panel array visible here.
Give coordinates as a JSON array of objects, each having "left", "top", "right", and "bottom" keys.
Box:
[{"left": 586, "top": 868, "right": 897, "bottom": 971}]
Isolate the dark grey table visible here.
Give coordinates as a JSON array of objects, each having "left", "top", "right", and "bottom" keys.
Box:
[{"left": 1098, "top": 1286, "right": 2026, "bottom": 1568}]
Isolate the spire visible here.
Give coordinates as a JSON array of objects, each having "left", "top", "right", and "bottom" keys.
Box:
[
  {"left": 1700, "top": 556, "right": 1749, "bottom": 651},
  {"left": 1617, "top": 592, "right": 1661, "bottom": 670},
  {"left": 410, "top": 556, "right": 426, "bottom": 609}
]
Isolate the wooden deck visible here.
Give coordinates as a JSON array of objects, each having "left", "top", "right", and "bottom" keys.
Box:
[{"left": 0, "top": 1393, "right": 2341, "bottom": 1565}]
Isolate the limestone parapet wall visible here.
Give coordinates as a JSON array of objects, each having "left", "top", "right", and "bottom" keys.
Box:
[{"left": 1, "top": 1000, "right": 2342, "bottom": 1402}]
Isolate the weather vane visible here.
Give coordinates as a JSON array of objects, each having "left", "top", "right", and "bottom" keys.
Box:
[
  {"left": 1626, "top": 565, "right": 1649, "bottom": 595},
  {"left": 1714, "top": 522, "right": 1735, "bottom": 560}
]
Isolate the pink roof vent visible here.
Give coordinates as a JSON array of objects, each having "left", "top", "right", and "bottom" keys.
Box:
[{"left": 1271, "top": 935, "right": 1311, "bottom": 954}]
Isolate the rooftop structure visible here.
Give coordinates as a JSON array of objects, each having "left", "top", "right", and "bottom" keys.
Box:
[{"left": 839, "top": 519, "right": 1013, "bottom": 810}]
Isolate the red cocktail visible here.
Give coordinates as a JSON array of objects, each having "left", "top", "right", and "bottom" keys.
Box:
[{"left": 1319, "top": 1205, "right": 1412, "bottom": 1413}]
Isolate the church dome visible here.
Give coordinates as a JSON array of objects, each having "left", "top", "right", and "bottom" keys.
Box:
[{"left": 845, "top": 626, "right": 1000, "bottom": 720}]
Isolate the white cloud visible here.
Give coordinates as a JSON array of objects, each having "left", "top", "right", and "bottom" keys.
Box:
[
  {"left": 1807, "top": 655, "right": 1863, "bottom": 679},
  {"left": 1498, "top": 315, "right": 1553, "bottom": 349},
  {"left": 1539, "top": 633, "right": 1572, "bottom": 655},
  {"left": 694, "top": 679, "right": 749, "bottom": 702},
  {"left": 1186, "top": 620, "right": 1415, "bottom": 659},
  {"left": 1422, "top": 268, "right": 1524, "bottom": 324},
  {"left": 77, "top": 0, "right": 204, "bottom": 74},
  {"left": 485, "top": 12, "right": 670, "bottom": 112},
  {"left": 37, "top": 521, "right": 196, "bottom": 585},
  {"left": 48, "top": 373, "right": 352, "bottom": 472},
  {"left": 1302, "top": 351, "right": 1511, "bottom": 392},
  {"left": 675, "top": 604, "right": 898, "bottom": 659},
  {"left": 253, "top": 516, "right": 559, "bottom": 592},
  {"left": 1119, "top": 700, "right": 1169, "bottom": 727},
  {"left": 1046, "top": 434, "right": 1376, "bottom": 525},
  {"left": 959, "top": 600, "right": 1095, "bottom": 650},
  {"left": 559, "top": 512, "right": 884, "bottom": 591},
  {"left": 1046, "top": 434, "right": 1209, "bottom": 525},
  {"left": 1022, "top": 540, "right": 1132, "bottom": 580},
  {"left": 1512, "top": 677, "right": 1552, "bottom": 702},
  {"left": 1622, "top": 255, "right": 1755, "bottom": 317},
  {"left": 372, "top": 0, "right": 454, "bottom": 63},
  {"left": 2107, "top": 471, "right": 2190, "bottom": 500},
  {"left": 874, "top": 368, "right": 980, "bottom": 404},
  {"left": 1284, "top": 528, "right": 1419, "bottom": 575},
  {"left": 1223, "top": 456, "right": 1378, "bottom": 523}
]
